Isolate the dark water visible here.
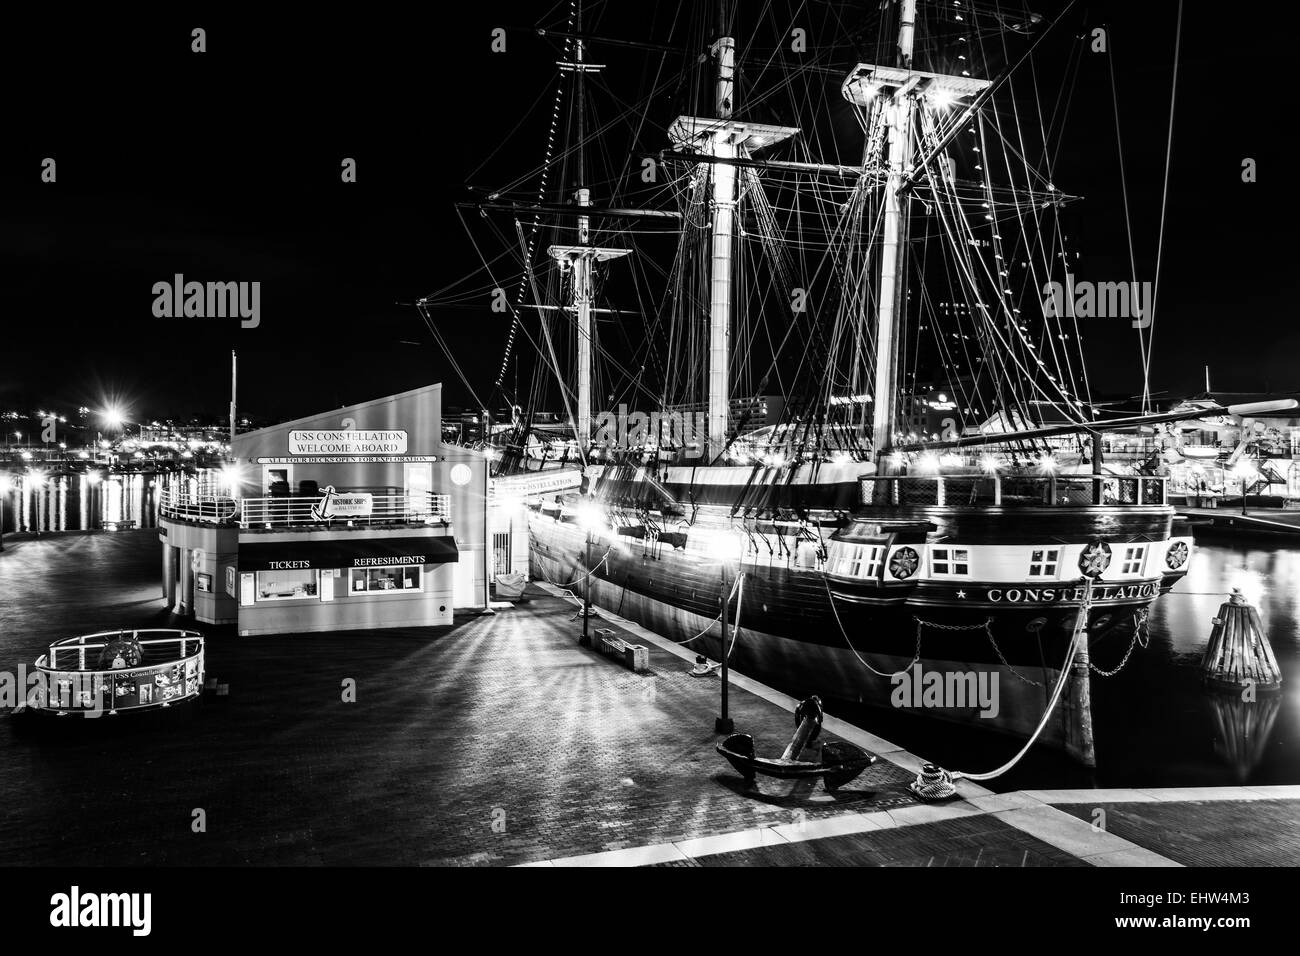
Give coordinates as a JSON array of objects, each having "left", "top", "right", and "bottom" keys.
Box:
[
  {"left": 833, "top": 540, "right": 1300, "bottom": 791},
  {"left": 0, "top": 471, "right": 198, "bottom": 534}
]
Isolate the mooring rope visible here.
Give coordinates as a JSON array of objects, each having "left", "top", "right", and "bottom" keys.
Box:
[
  {"left": 819, "top": 571, "right": 921, "bottom": 678},
  {"left": 672, "top": 572, "right": 745, "bottom": 647},
  {"left": 547, "top": 547, "right": 612, "bottom": 589},
  {"left": 910, "top": 577, "right": 1096, "bottom": 799}
]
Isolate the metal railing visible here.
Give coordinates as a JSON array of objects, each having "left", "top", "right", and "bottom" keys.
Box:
[
  {"left": 238, "top": 489, "right": 450, "bottom": 528},
  {"left": 158, "top": 491, "right": 238, "bottom": 524},
  {"left": 861, "top": 474, "right": 1168, "bottom": 507},
  {"left": 33, "top": 629, "right": 205, "bottom": 715},
  {"left": 160, "top": 488, "right": 451, "bottom": 528}
]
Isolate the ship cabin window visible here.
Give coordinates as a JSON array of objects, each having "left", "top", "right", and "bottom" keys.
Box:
[
  {"left": 833, "top": 544, "right": 882, "bottom": 579},
  {"left": 930, "top": 547, "right": 969, "bottom": 577},
  {"left": 1028, "top": 548, "right": 1060, "bottom": 578},
  {"left": 1121, "top": 546, "right": 1146, "bottom": 575}
]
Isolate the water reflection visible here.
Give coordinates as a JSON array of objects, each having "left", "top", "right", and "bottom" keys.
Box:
[
  {"left": 0, "top": 471, "right": 201, "bottom": 534},
  {"left": 1207, "top": 690, "right": 1284, "bottom": 783}
]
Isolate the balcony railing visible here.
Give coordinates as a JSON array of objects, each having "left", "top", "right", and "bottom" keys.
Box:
[
  {"left": 159, "top": 492, "right": 239, "bottom": 524},
  {"left": 860, "top": 474, "right": 1168, "bottom": 508},
  {"left": 160, "top": 489, "right": 451, "bottom": 528}
]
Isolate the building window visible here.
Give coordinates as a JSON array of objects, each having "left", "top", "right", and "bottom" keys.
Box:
[
  {"left": 931, "top": 547, "right": 969, "bottom": 576},
  {"left": 1028, "top": 548, "right": 1060, "bottom": 578},
  {"left": 255, "top": 569, "right": 318, "bottom": 601},
  {"left": 1121, "top": 546, "right": 1146, "bottom": 575},
  {"left": 350, "top": 565, "right": 423, "bottom": 593}
]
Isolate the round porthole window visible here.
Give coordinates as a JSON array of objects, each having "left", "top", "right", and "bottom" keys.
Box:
[{"left": 450, "top": 463, "right": 473, "bottom": 486}]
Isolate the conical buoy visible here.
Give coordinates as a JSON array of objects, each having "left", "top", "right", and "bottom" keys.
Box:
[{"left": 1201, "top": 589, "right": 1283, "bottom": 693}]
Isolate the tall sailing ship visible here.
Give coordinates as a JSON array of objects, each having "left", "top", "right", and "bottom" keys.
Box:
[{"left": 440, "top": 0, "right": 1285, "bottom": 765}]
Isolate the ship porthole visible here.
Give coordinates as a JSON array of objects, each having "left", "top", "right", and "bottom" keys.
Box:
[
  {"left": 1090, "top": 613, "right": 1113, "bottom": 632},
  {"left": 1026, "top": 617, "right": 1047, "bottom": 634}
]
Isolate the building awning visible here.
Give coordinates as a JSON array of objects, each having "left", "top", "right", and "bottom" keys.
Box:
[{"left": 238, "top": 535, "right": 458, "bottom": 572}]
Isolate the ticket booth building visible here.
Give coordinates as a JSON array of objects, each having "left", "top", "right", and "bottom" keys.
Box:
[{"left": 159, "top": 383, "right": 490, "bottom": 635}]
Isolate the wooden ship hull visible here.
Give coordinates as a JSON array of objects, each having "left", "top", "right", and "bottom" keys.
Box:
[{"left": 526, "top": 469, "right": 1194, "bottom": 765}]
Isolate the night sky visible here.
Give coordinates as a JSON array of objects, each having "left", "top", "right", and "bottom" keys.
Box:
[{"left": 2, "top": 2, "right": 1296, "bottom": 427}]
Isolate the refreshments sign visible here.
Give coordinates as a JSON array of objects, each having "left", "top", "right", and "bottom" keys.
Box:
[{"left": 289, "top": 430, "right": 408, "bottom": 455}]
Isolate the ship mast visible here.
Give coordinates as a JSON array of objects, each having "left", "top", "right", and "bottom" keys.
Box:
[
  {"left": 842, "top": 0, "right": 990, "bottom": 468},
  {"left": 871, "top": 0, "right": 917, "bottom": 466},
  {"left": 548, "top": 3, "right": 628, "bottom": 460},
  {"left": 708, "top": 4, "right": 737, "bottom": 461},
  {"left": 669, "top": 2, "right": 798, "bottom": 462}
]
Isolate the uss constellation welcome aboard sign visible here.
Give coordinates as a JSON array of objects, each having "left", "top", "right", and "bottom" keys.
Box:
[{"left": 257, "top": 429, "right": 437, "bottom": 464}]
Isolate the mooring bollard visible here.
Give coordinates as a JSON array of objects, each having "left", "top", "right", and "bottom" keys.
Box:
[{"left": 1201, "top": 588, "right": 1283, "bottom": 693}]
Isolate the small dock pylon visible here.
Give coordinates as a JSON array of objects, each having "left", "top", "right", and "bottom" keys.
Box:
[{"left": 1201, "top": 589, "right": 1283, "bottom": 693}]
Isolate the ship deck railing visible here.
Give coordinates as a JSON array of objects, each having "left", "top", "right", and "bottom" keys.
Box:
[{"left": 860, "top": 474, "right": 1168, "bottom": 508}]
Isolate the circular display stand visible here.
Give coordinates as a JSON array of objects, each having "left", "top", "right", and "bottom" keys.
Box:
[{"left": 23, "top": 629, "right": 205, "bottom": 719}]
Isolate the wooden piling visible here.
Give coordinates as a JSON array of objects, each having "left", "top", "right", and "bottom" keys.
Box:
[{"left": 1201, "top": 589, "right": 1283, "bottom": 693}]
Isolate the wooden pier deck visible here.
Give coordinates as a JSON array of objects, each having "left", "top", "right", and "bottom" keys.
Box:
[
  {"left": 1180, "top": 506, "right": 1300, "bottom": 539},
  {"left": 1, "top": 530, "right": 1297, "bottom": 867}
]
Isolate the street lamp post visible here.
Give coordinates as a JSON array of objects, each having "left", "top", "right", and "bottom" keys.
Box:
[
  {"left": 580, "top": 525, "right": 593, "bottom": 647},
  {"left": 715, "top": 564, "right": 734, "bottom": 734},
  {"left": 0, "top": 476, "right": 9, "bottom": 552}
]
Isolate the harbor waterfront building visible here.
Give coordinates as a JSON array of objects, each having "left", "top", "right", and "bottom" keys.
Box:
[{"left": 157, "top": 383, "right": 505, "bottom": 635}]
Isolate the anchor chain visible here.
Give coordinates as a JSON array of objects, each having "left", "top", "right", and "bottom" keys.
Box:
[
  {"left": 1089, "top": 609, "right": 1149, "bottom": 677},
  {"left": 975, "top": 619, "right": 1044, "bottom": 687}
]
